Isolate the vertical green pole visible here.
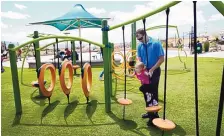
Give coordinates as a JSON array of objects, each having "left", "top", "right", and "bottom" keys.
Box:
[
  {"left": 102, "top": 20, "right": 111, "bottom": 112},
  {"left": 8, "top": 44, "right": 22, "bottom": 115},
  {"left": 131, "top": 22, "right": 137, "bottom": 50},
  {"left": 71, "top": 41, "right": 77, "bottom": 75},
  {"left": 131, "top": 22, "right": 137, "bottom": 59},
  {"left": 109, "top": 43, "right": 114, "bottom": 97},
  {"left": 71, "top": 41, "right": 76, "bottom": 65},
  {"left": 111, "top": 43, "right": 114, "bottom": 53},
  {"left": 33, "top": 31, "right": 42, "bottom": 96}
]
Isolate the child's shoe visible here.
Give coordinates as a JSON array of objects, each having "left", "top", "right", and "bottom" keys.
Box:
[{"left": 153, "top": 99, "right": 158, "bottom": 106}]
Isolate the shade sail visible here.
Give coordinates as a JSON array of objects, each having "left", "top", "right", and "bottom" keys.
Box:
[{"left": 29, "top": 4, "right": 109, "bottom": 31}]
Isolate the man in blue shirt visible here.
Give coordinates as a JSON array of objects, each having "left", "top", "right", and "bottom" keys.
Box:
[{"left": 136, "top": 28, "right": 164, "bottom": 126}]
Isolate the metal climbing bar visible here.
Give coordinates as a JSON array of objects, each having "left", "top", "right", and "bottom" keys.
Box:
[
  {"left": 109, "top": 1, "right": 181, "bottom": 31},
  {"left": 210, "top": 1, "right": 224, "bottom": 16},
  {"left": 193, "top": 1, "right": 200, "bottom": 136}
]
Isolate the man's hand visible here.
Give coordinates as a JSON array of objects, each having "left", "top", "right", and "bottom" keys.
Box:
[
  {"left": 144, "top": 71, "right": 149, "bottom": 76},
  {"left": 149, "top": 56, "right": 164, "bottom": 76},
  {"left": 148, "top": 69, "right": 154, "bottom": 77}
]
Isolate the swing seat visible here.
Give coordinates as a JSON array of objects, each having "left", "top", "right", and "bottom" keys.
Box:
[
  {"left": 152, "top": 118, "right": 176, "bottom": 131},
  {"left": 31, "top": 80, "right": 47, "bottom": 88},
  {"left": 117, "top": 98, "right": 132, "bottom": 105},
  {"left": 73, "top": 65, "right": 80, "bottom": 70},
  {"left": 145, "top": 105, "right": 162, "bottom": 112}
]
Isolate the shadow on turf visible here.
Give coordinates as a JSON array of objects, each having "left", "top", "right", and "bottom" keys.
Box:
[
  {"left": 86, "top": 100, "right": 98, "bottom": 124},
  {"left": 30, "top": 89, "right": 47, "bottom": 106},
  {"left": 64, "top": 100, "right": 79, "bottom": 125},
  {"left": 63, "top": 99, "right": 99, "bottom": 124},
  {"left": 20, "top": 122, "right": 116, "bottom": 127},
  {"left": 19, "top": 100, "right": 114, "bottom": 127},
  {"left": 137, "top": 124, "right": 186, "bottom": 136},
  {"left": 107, "top": 112, "right": 147, "bottom": 136},
  {"left": 41, "top": 100, "right": 60, "bottom": 124},
  {"left": 12, "top": 100, "right": 117, "bottom": 128},
  {"left": 12, "top": 113, "right": 22, "bottom": 127}
]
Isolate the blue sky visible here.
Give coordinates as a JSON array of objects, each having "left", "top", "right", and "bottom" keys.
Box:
[{"left": 1, "top": 1, "right": 224, "bottom": 46}]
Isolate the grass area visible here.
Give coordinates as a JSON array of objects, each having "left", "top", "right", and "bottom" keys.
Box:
[{"left": 1, "top": 57, "right": 224, "bottom": 136}]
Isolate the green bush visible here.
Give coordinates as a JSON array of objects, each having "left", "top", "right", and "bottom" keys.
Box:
[{"left": 204, "top": 41, "right": 210, "bottom": 52}]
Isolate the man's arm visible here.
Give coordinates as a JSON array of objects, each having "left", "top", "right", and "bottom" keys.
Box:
[
  {"left": 137, "top": 45, "right": 142, "bottom": 62},
  {"left": 149, "top": 56, "right": 164, "bottom": 72},
  {"left": 149, "top": 42, "right": 165, "bottom": 73}
]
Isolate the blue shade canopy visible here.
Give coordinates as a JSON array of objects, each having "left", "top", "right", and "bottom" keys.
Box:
[{"left": 29, "top": 4, "right": 109, "bottom": 31}]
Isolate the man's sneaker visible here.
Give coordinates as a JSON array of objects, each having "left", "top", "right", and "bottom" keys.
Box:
[
  {"left": 142, "top": 112, "right": 154, "bottom": 119},
  {"left": 142, "top": 113, "right": 150, "bottom": 118},
  {"left": 147, "top": 119, "right": 155, "bottom": 127},
  {"left": 153, "top": 112, "right": 159, "bottom": 118}
]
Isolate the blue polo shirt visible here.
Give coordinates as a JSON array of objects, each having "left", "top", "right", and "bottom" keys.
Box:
[{"left": 137, "top": 37, "right": 164, "bottom": 69}]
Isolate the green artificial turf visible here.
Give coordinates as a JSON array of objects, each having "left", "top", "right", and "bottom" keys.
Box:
[{"left": 1, "top": 57, "right": 224, "bottom": 136}]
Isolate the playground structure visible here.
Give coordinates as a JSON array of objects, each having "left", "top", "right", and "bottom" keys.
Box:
[
  {"left": 7, "top": 1, "right": 224, "bottom": 135},
  {"left": 110, "top": 25, "right": 188, "bottom": 82}
]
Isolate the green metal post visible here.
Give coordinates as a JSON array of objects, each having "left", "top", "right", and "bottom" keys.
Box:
[
  {"left": 131, "top": 22, "right": 137, "bottom": 51},
  {"left": 33, "top": 31, "right": 42, "bottom": 96},
  {"left": 71, "top": 41, "right": 77, "bottom": 75},
  {"left": 102, "top": 20, "right": 111, "bottom": 112},
  {"left": 109, "top": 43, "right": 114, "bottom": 97},
  {"left": 111, "top": 43, "right": 114, "bottom": 52},
  {"left": 71, "top": 41, "right": 76, "bottom": 65},
  {"left": 131, "top": 22, "right": 137, "bottom": 59},
  {"left": 8, "top": 44, "right": 22, "bottom": 115}
]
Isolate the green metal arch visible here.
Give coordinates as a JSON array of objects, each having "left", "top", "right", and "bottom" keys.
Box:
[
  {"left": 146, "top": 25, "right": 179, "bottom": 38},
  {"left": 39, "top": 39, "right": 74, "bottom": 51},
  {"left": 10, "top": 35, "right": 105, "bottom": 51}
]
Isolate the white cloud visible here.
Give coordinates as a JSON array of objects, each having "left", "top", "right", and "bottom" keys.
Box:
[
  {"left": 107, "top": 1, "right": 207, "bottom": 40},
  {"left": 198, "top": 1, "right": 210, "bottom": 7},
  {"left": 1, "top": 11, "right": 30, "bottom": 19},
  {"left": 1, "top": 1, "right": 216, "bottom": 45},
  {"left": 14, "top": 4, "right": 27, "bottom": 10},
  {"left": 209, "top": 14, "right": 224, "bottom": 21},
  {"left": 1, "top": 22, "right": 8, "bottom": 29},
  {"left": 1, "top": 31, "right": 28, "bottom": 43},
  {"left": 86, "top": 7, "right": 106, "bottom": 15}
]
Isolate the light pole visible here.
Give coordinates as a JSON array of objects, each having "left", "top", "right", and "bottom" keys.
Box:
[{"left": 64, "top": 32, "right": 70, "bottom": 49}]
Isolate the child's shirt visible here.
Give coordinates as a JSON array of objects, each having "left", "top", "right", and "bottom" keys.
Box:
[{"left": 135, "top": 70, "right": 150, "bottom": 84}]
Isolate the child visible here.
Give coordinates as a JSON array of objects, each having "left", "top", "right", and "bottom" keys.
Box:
[
  {"left": 126, "top": 62, "right": 158, "bottom": 126},
  {"left": 126, "top": 62, "right": 158, "bottom": 106}
]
